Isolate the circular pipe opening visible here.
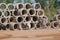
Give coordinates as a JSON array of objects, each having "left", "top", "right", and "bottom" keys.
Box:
[
  {"left": 1, "top": 18, "right": 7, "bottom": 23},
  {"left": 36, "top": 23, "right": 40, "bottom": 28},
  {"left": 0, "top": 11, "right": 2, "bottom": 16},
  {"left": 10, "top": 16, "right": 16, "bottom": 22},
  {"left": 14, "top": 9, "right": 19, "bottom": 16},
  {"left": 18, "top": 4, "right": 23, "bottom": 9},
  {"left": 17, "top": 17, "right": 23, "bottom": 22},
  {"left": 29, "top": 9, "right": 35, "bottom": 15},
  {"left": 35, "top": 3, "right": 41, "bottom": 9},
  {"left": 54, "top": 22, "right": 59, "bottom": 27},
  {"left": 25, "top": 16, "right": 31, "bottom": 21},
  {"left": 4, "top": 11, "right": 10, "bottom": 16},
  {"left": 0, "top": 4, "right": 6, "bottom": 10},
  {"left": 58, "top": 15, "right": 60, "bottom": 20},
  {"left": 38, "top": 10, "right": 44, "bottom": 16},
  {"left": 22, "top": 9, "right": 27, "bottom": 15},
  {"left": 8, "top": 4, "right": 14, "bottom": 10},
  {"left": 26, "top": 4, "right": 32, "bottom": 9},
  {"left": 14, "top": 24, "right": 19, "bottom": 29},
  {"left": 30, "top": 23, "right": 35, "bottom": 28},
  {"left": 33, "top": 16, "right": 38, "bottom": 22}
]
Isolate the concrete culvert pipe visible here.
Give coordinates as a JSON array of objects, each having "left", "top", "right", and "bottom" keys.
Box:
[
  {"left": 37, "top": 9, "right": 44, "bottom": 16},
  {"left": 21, "top": 23, "right": 25, "bottom": 30},
  {"left": 13, "top": 9, "right": 19, "bottom": 16},
  {"left": 17, "top": 3, "right": 24, "bottom": 9},
  {"left": 0, "top": 3, "right": 6, "bottom": 10},
  {"left": 29, "top": 9, "right": 35, "bottom": 15},
  {"left": 57, "top": 15, "right": 60, "bottom": 20},
  {"left": 1, "top": 18, "right": 7, "bottom": 23},
  {"left": 10, "top": 16, "right": 16, "bottom": 22},
  {"left": 6, "top": 24, "right": 10, "bottom": 29},
  {"left": 33, "top": 3, "right": 41, "bottom": 9},
  {"left": 22, "top": 9, "right": 27, "bottom": 15},
  {"left": 17, "top": 16, "right": 23, "bottom": 23},
  {"left": 4, "top": 11, "right": 10, "bottom": 16},
  {"left": 0, "top": 11, "right": 2, "bottom": 16},
  {"left": 25, "top": 3, "right": 32, "bottom": 9},
  {"left": 14, "top": 24, "right": 20, "bottom": 30},
  {"left": 30, "top": 23, "right": 35, "bottom": 28},
  {"left": 7, "top": 4, "right": 15, "bottom": 10},
  {"left": 25, "top": 16, "right": 31, "bottom": 22},
  {"left": 32, "top": 16, "right": 38, "bottom": 22}
]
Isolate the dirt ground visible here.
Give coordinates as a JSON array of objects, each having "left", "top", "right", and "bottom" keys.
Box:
[{"left": 0, "top": 28, "right": 60, "bottom": 40}]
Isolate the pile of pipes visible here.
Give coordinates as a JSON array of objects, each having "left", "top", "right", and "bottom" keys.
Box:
[{"left": 0, "top": 3, "right": 60, "bottom": 30}]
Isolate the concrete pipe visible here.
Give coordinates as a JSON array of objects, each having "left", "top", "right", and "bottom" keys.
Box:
[
  {"left": 25, "top": 3, "right": 32, "bottom": 9},
  {"left": 3, "top": 10, "right": 11, "bottom": 17},
  {"left": 16, "top": 3, "right": 24, "bottom": 9},
  {"left": 7, "top": 3, "right": 15, "bottom": 10},
  {"left": 0, "top": 3, "right": 7, "bottom": 10},
  {"left": 32, "top": 3, "right": 41, "bottom": 9},
  {"left": 1, "top": 17, "right": 7, "bottom": 23},
  {"left": 13, "top": 9, "right": 20, "bottom": 16},
  {"left": 32, "top": 16, "right": 38, "bottom": 22},
  {"left": 57, "top": 14, "right": 60, "bottom": 21},
  {"left": 37, "top": 9, "right": 44, "bottom": 17},
  {"left": 21, "top": 9, "right": 28, "bottom": 16},
  {"left": 29, "top": 9, "right": 36, "bottom": 16},
  {"left": 14, "top": 23, "right": 20, "bottom": 30},
  {"left": 25, "top": 16, "right": 32, "bottom": 22},
  {"left": 16, "top": 16, "right": 24, "bottom": 23},
  {"left": 9, "top": 16, "right": 16, "bottom": 22}
]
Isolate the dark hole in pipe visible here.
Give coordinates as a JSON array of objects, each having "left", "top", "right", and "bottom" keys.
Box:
[
  {"left": 26, "top": 4, "right": 31, "bottom": 9},
  {"left": 10, "top": 17, "right": 16, "bottom": 22},
  {"left": 4, "top": 11, "right": 10, "bottom": 16},
  {"left": 1, "top": 18, "right": 6, "bottom": 23},
  {"left": 14, "top": 9, "right": 19, "bottom": 16},
  {"left": 17, "top": 17, "right": 23, "bottom": 22},
  {"left": 0, "top": 11, "right": 2, "bottom": 16},
  {"left": 30, "top": 23, "right": 35, "bottom": 28},
  {"left": 35, "top": 4, "right": 40, "bottom": 9},
  {"left": 54, "top": 22, "right": 59, "bottom": 27},
  {"left": 21, "top": 23, "right": 25, "bottom": 29},
  {"left": 38, "top": 11, "right": 43, "bottom": 16},
  {"left": 6, "top": 24, "right": 10, "bottom": 29},
  {"left": 33, "top": 16, "right": 38, "bottom": 21},
  {"left": 36, "top": 23, "right": 40, "bottom": 28},
  {"left": 22, "top": 10, "right": 27, "bottom": 15},
  {"left": 14, "top": 24, "right": 19, "bottom": 29},
  {"left": 25, "top": 16, "right": 31, "bottom": 21},
  {"left": 58, "top": 15, "right": 60, "bottom": 20},
  {"left": 29, "top": 9, "right": 35, "bottom": 15},
  {"left": 18, "top": 4, "right": 23, "bottom": 9}
]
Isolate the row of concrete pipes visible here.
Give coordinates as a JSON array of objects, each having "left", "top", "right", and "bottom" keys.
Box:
[{"left": 0, "top": 3, "right": 41, "bottom": 10}]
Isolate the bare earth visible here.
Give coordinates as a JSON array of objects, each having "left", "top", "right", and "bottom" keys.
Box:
[{"left": 0, "top": 28, "right": 60, "bottom": 40}]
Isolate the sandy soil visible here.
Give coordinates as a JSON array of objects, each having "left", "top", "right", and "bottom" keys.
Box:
[{"left": 0, "top": 28, "right": 60, "bottom": 40}]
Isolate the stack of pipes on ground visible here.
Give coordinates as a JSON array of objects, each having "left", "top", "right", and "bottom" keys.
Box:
[{"left": 0, "top": 3, "right": 60, "bottom": 30}]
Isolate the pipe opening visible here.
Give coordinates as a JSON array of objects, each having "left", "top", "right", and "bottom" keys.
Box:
[
  {"left": 0, "top": 4, "right": 6, "bottom": 10},
  {"left": 25, "top": 16, "right": 31, "bottom": 21},
  {"left": 29, "top": 9, "right": 35, "bottom": 15},
  {"left": 35, "top": 3, "right": 41, "bottom": 9},
  {"left": 14, "top": 24, "right": 19, "bottom": 29},
  {"left": 10, "top": 17, "right": 16, "bottom": 22},
  {"left": 14, "top": 9, "right": 19, "bottom": 16},
  {"left": 1, "top": 18, "right": 6, "bottom": 23},
  {"left": 36, "top": 23, "right": 40, "bottom": 28},
  {"left": 18, "top": 4, "right": 23, "bottom": 9},
  {"left": 54, "top": 22, "right": 59, "bottom": 27},
  {"left": 6, "top": 24, "right": 10, "bottom": 29},
  {"left": 17, "top": 17, "right": 23, "bottom": 22},
  {"left": 22, "top": 9, "right": 27, "bottom": 15},
  {"left": 38, "top": 10, "right": 44, "bottom": 16},
  {"left": 26, "top": 4, "right": 32, "bottom": 9},
  {"left": 30, "top": 23, "right": 35, "bottom": 28},
  {"left": 8, "top": 5, "right": 14, "bottom": 10},
  {"left": 33, "top": 16, "right": 38, "bottom": 21},
  {"left": 4, "top": 11, "right": 10, "bottom": 16},
  {"left": 58, "top": 15, "right": 60, "bottom": 20},
  {"left": 21, "top": 23, "right": 25, "bottom": 29},
  {"left": 0, "top": 11, "right": 2, "bottom": 16}
]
